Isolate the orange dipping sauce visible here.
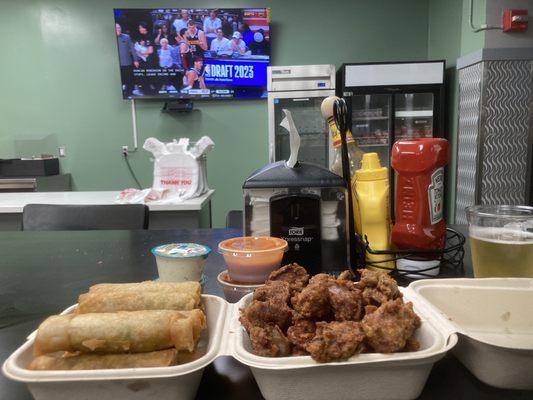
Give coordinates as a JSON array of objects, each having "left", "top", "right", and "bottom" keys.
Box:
[{"left": 218, "top": 237, "right": 288, "bottom": 283}]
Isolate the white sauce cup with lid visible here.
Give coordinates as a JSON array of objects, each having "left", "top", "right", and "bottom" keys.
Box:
[{"left": 151, "top": 243, "right": 211, "bottom": 282}]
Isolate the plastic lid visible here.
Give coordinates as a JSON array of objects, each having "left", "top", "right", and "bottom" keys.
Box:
[
  {"left": 218, "top": 236, "right": 288, "bottom": 254},
  {"left": 355, "top": 153, "right": 388, "bottom": 181},
  {"left": 151, "top": 243, "right": 211, "bottom": 259},
  {"left": 243, "top": 161, "right": 346, "bottom": 189}
]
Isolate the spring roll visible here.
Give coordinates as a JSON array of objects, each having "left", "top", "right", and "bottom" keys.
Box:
[
  {"left": 33, "top": 309, "right": 206, "bottom": 356},
  {"left": 29, "top": 349, "right": 180, "bottom": 370},
  {"left": 77, "top": 291, "right": 200, "bottom": 313},
  {"left": 88, "top": 281, "right": 201, "bottom": 297}
]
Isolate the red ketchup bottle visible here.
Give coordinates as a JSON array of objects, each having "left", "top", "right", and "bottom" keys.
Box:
[{"left": 391, "top": 138, "right": 449, "bottom": 256}]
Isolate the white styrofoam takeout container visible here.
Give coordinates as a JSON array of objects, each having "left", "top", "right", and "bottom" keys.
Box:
[
  {"left": 231, "top": 287, "right": 457, "bottom": 400},
  {"left": 409, "top": 278, "right": 533, "bottom": 390},
  {"left": 2, "top": 295, "right": 228, "bottom": 400},
  {"left": 3, "top": 279, "right": 533, "bottom": 399}
]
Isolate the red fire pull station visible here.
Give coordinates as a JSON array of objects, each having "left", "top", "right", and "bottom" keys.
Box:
[{"left": 503, "top": 9, "right": 528, "bottom": 32}]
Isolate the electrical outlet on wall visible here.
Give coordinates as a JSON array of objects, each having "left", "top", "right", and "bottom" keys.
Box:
[
  {"left": 122, "top": 145, "right": 129, "bottom": 156},
  {"left": 58, "top": 146, "right": 66, "bottom": 157}
]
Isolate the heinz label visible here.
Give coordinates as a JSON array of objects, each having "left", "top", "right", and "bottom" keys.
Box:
[{"left": 428, "top": 167, "right": 444, "bottom": 225}]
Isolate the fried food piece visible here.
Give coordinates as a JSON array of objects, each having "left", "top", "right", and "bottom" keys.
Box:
[
  {"left": 268, "top": 263, "right": 310, "bottom": 294},
  {"left": 337, "top": 270, "right": 354, "bottom": 281},
  {"left": 292, "top": 274, "right": 363, "bottom": 322},
  {"left": 364, "top": 305, "right": 378, "bottom": 315},
  {"left": 34, "top": 309, "right": 206, "bottom": 356},
  {"left": 253, "top": 280, "right": 291, "bottom": 305},
  {"left": 239, "top": 300, "right": 294, "bottom": 332},
  {"left": 287, "top": 319, "right": 316, "bottom": 352},
  {"left": 305, "top": 321, "right": 365, "bottom": 362},
  {"left": 308, "top": 273, "right": 334, "bottom": 285},
  {"left": 29, "top": 349, "right": 179, "bottom": 370},
  {"left": 362, "top": 299, "right": 421, "bottom": 353},
  {"left": 291, "top": 281, "right": 331, "bottom": 320},
  {"left": 248, "top": 324, "right": 292, "bottom": 357},
  {"left": 89, "top": 281, "right": 201, "bottom": 296},
  {"left": 291, "top": 346, "right": 310, "bottom": 356},
  {"left": 77, "top": 291, "right": 199, "bottom": 314},
  {"left": 402, "top": 337, "right": 421, "bottom": 352},
  {"left": 357, "top": 269, "right": 402, "bottom": 306},
  {"left": 327, "top": 280, "right": 363, "bottom": 322}
]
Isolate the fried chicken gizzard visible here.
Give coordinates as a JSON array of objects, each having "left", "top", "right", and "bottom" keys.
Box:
[
  {"left": 362, "top": 298, "right": 421, "bottom": 353},
  {"left": 291, "top": 273, "right": 363, "bottom": 322},
  {"left": 287, "top": 319, "right": 316, "bottom": 354},
  {"left": 268, "top": 263, "right": 310, "bottom": 295},
  {"left": 240, "top": 265, "right": 422, "bottom": 362},
  {"left": 357, "top": 268, "right": 402, "bottom": 306},
  {"left": 305, "top": 321, "right": 365, "bottom": 362}
]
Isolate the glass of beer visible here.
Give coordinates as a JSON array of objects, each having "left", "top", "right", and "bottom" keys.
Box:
[{"left": 466, "top": 205, "right": 533, "bottom": 277}]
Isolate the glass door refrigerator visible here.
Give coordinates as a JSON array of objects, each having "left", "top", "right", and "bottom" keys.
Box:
[
  {"left": 337, "top": 61, "right": 446, "bottom": 213},
  {"left": 268, "top": 64, "right": 336, "bottom": 168}
]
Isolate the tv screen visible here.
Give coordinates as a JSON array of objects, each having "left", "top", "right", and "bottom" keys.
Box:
[{"left": 113, "top": 8, "right": 271, "bottom": 100}]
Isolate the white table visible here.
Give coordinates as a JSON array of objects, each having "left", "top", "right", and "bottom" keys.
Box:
[{"left": 0, "top": 190, "right": 214, "bottom": 230}]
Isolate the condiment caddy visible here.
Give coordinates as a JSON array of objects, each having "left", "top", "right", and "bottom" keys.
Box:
[{"left": 327, "top": 96, "right": 465, "bottom": 278}]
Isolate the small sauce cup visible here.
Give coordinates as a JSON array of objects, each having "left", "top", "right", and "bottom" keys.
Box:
[
  {"left": 218, "top": 236, "right": 288, "bottom": 283},
  {"left": 151, "top": 243, "right": 211, "bottom": 282},
  {"left": 217, "top": 270, "right": 264, "bottom": 303}
]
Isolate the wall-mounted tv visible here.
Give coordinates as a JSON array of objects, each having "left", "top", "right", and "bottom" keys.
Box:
[{"left": 114, "top": 8, "right": 271, "bottom": 100}]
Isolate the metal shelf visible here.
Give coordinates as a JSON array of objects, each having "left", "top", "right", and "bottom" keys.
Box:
[
  {"left": 352, "top": 116, "right": 389, "bottom": 121},
  {"left": 395, "top": 110, "right": 433, "bottom": 118},
  {"left": 357, "top": 142, "right": 390, "bottom": 148}
]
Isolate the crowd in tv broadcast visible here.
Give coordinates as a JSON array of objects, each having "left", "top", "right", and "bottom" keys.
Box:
[{"left": 115, "top": 8, "right": 271, "bottom": 97}]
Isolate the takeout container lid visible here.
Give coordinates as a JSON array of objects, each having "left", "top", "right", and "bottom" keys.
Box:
[
  {"left": 151, "top": 243, "right": 211, "bottom": 259},
  {"left": 4, "top": 278, "right": 533, "bottom": 400},
  {"left": 408, "top": 278, "right": 533, "bottom": 390}
]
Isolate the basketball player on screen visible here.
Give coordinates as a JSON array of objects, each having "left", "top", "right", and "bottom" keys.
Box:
[
  {"left": 183, "top": 56, "right": 206, "bottom": 90},
  {"left": 183, "top": 20, "right": 207, "bottom": 59}
]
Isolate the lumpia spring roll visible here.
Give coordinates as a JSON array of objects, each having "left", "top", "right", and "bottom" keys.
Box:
[
  {"left": 29, "top": 349, "right": 179, "bottom": 370},
  {"left": 88, "top": 281, "right": 201, "bottom": 297},
  {"left": 33, "top": 309, "right": 206, "bottom": 356},
  {"left": 77, "top": 291, "right": 200, "bottom": 313}
]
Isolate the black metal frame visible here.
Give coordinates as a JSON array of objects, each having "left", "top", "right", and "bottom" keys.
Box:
[{"left": 355, "top": 228, "right": 466, "bottom": 280}]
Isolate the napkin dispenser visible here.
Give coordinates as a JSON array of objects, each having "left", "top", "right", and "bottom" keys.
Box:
[{"left": 242, "top": 110, "right": 349, "bottom": 275}]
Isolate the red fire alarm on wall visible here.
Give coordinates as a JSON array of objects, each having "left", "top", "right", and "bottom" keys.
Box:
[{"left": 503, "top": 9, "right": 528, "bottom": 32}]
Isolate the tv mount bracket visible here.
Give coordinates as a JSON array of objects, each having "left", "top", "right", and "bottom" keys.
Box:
[{"left": 162, "top": 99, "right": 194, "bottom": 113}]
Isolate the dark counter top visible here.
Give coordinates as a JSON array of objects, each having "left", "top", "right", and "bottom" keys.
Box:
[{"left": 0, "top": 227, "right": 531, "bottom": 399}]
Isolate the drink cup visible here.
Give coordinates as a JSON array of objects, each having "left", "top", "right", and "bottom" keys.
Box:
[{"left": 466, "top": 205, "right": 533, "bottom": 278}]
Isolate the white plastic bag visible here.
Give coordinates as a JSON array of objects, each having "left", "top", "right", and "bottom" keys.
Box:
[
  {"left": 116, "top": 136, "right": 214, "bottom": 204},
  {"left": 147, "top": 137, "right": 199, "bottom": 198}
]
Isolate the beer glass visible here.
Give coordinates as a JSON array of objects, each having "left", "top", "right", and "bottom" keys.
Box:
[{"left": 466, "top": 205, "right": 533, "bottom": 277}]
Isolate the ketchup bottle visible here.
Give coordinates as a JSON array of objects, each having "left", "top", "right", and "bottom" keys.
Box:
[{"left": 391, "top": 138, "right": 449, "bottom": 252}]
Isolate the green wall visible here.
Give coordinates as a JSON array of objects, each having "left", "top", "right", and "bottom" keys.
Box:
[
  {"left": 0, "top": 0, "right": 430, "bottom": 227},
  {"left": 428, "top": 0, "right": 463, "bottom": 220},
  {"left": 460, "top": 0, "right": 486, "bottom": 55},
  {"left": 427, "top": 0, "right": 486, "bottom": 220}
]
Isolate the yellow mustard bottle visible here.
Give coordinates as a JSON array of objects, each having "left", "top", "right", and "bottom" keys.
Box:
[{"left": 353, "top": 152, "right": 393, "bottom": 272}]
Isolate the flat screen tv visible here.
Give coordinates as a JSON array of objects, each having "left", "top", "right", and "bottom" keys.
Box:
[{"left": 113, "top": 8, "right": 271, "bottom": 100}]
